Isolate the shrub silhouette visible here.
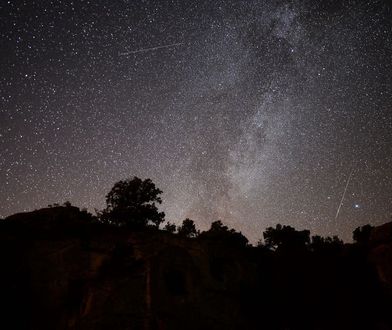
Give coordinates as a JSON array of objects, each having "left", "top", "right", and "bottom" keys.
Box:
[{"left": 100, "top": 177, "right": 165, "bottom": 228}]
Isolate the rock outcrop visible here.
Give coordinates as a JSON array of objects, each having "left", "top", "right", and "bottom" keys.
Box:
[
  {"left": 370, "top": 222, "right": 392, "bottom": 288},
  {"left": 1, "top": 207, "right": 392, "bottom": 330},
  {"left": 0, "top": 207, "right": 258, "bottom": 329}
]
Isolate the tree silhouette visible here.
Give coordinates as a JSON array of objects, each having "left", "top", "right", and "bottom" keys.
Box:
[
  {"left": 177, "top": 218, "right": 198, "bottom": 238},
  {"left": 164, "top": 222, "right": 177, "bottom": 233},
  {"left": 101, "top": 177, "right": 165, "bottom": 228},
  {"left": 263, "top": 224, "right": 310, "bottom": 252},
  {"left": 353, "top": 224, "right": 374, "bottom": 245},
  {"left": 310, "top": 235, "right": 343, "bottom": 253},
  {"left": 200, "top": 220, "right": 248, "bottom": 247},
  {"left": 63, "top": 201, "right": 72, "bottom": 207}
]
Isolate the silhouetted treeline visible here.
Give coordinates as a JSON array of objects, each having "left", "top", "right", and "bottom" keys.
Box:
[{"left": 0, "top": 176, "right": 391, "bottom": 330}]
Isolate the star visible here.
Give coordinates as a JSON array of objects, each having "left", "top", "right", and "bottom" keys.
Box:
[{"left": 0, "top": 0, "right": 391, "bottom": 243}]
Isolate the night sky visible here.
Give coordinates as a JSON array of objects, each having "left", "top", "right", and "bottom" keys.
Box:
[{"left": 1, "top": 0, "right": 391, "bottom": 242}]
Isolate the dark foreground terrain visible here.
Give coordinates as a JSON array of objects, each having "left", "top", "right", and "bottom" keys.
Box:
[{"left": 1, "top": 206, "right": 392, "bottom": 330}]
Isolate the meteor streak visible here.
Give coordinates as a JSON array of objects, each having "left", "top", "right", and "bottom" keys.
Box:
[
  {"left": 119, "top": 42, "right": 183, "bottom": 56},
  {"left": 335, "top": 169, "right": 354, "bottom": 221}
]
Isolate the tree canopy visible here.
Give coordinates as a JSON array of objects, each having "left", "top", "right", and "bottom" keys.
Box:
[
  {"left": 353, "top": 224, "right": 374, "bottom": 245},
  {"left": 263, "top": 224, "right": 310, "bottom": 252},
  {"left": 199, "top": 220, "right": 249, "bottom": 247},
  {"left": 101, "top": 177, "right": 165, "bottom": 228},
  {"left": 177, "top": 218, "right": 198, "bottom": 238}
]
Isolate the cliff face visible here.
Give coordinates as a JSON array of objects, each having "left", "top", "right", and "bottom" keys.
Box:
[
  {"left": 0, "top": 207, "right": 258, "bottom": 330},
  {"left": 1, "top": 207, "right": 392, "bottom": 330},
  {"left": 370, "top": 222, "right": 392, "bottom": 289}
]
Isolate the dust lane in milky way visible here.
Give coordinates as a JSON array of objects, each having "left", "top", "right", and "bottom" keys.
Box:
[{"left": 1, "top": 0, "right": 391, "bottom": 242}]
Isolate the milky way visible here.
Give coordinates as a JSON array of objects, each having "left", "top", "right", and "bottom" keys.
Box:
[{"left": 1, "top": 0, "right": 391, "bottom": 242}]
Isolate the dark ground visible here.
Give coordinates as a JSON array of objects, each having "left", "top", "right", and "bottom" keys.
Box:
[{"left": 1, "top": 206, "right": 392, "bottom": 330}]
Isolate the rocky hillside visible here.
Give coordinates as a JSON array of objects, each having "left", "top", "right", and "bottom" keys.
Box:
[{"left": 1, "top": 206, "right": 391, "bottom": 330}]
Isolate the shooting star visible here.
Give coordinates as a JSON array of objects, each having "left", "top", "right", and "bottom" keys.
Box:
[
  {"left": 119, "top": 42, "right": 183, "bottom": 56},
  {"left": 335, "top": 168, "right": 354, "bottom": 221}
]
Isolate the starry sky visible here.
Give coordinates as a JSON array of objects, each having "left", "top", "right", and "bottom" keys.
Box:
[{"left": 1, "top": 0, "right": 391, "bottom": 242}]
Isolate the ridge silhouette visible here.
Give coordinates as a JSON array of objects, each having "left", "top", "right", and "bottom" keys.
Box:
[{"left": 1, "top": 177, "right": 391, "bottom": 330}]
